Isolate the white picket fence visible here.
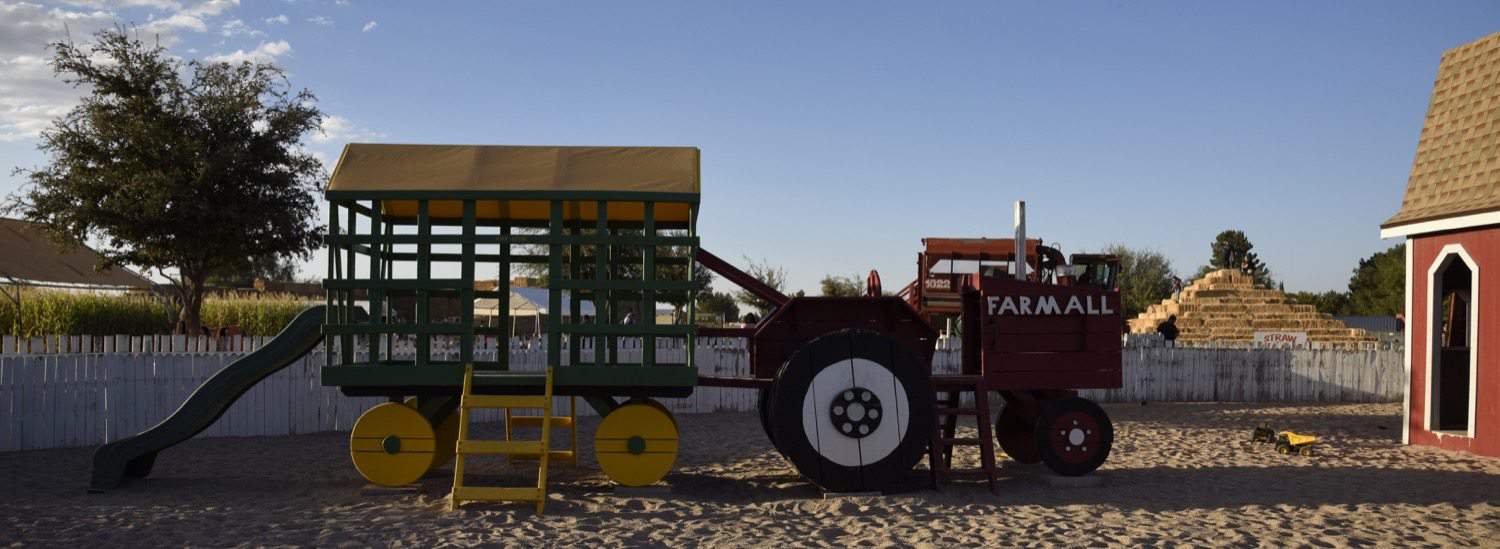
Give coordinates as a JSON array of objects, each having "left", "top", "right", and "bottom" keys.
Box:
[
  {"left": 1077, "top": 347, "right": 1404, "bottom": 403},
  {"left": 0, "top": 334, "right": 576, "bottom": 355},
  {"left": 0, "top": 346, "right": 1401, "bottom": 452}
]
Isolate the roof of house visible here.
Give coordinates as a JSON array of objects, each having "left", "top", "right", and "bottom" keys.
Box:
[
  {"left": 0, "top": 218, "right": 152, "bottom": 290},
  {"left": 1384, "top": 31, "right": 1500, "bottom": 232}
]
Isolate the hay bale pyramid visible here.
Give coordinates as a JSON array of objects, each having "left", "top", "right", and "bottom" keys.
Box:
[{"left": 1127, "top": 269, "right": 1376, "bottom": 348}]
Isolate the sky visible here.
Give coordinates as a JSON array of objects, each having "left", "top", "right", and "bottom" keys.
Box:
[{"left": 1, "top": 1, "right": 1497, "bottom": 295}]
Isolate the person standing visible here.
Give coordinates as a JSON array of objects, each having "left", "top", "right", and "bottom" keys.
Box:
[
  {"left": 1157, "top": 315, "right": 1180, "bottom": 348},
  {"left": 1170, "top": 275, "right": 1183, "bottom": 300}
]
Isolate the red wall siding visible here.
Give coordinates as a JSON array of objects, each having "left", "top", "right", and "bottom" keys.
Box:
[{"left": 1409, "top": 227, "right": 1500, "bottom": 457}]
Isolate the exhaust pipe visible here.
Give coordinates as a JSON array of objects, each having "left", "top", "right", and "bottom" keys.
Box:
[{"left": 1014, "top": 200, "right": 1027, "bottom": 281}]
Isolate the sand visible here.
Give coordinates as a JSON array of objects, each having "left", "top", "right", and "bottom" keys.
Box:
[{"left": 3, "top": 402, "right": 1499, "bottom": 547}]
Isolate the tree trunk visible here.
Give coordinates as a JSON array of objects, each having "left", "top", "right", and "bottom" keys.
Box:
[{"left": 177, "top": 275, "right": 207, "bottom": 335}]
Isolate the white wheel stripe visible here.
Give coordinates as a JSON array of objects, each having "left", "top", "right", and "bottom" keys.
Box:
[{"left": 802, "top": 358, "right": 911, "bottom": 467}]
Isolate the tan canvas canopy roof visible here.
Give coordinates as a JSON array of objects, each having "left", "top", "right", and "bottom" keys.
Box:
[
  {"left": 1384, "top": 32, "right": 1500, "bottom": 230},
  {"left": 327, "top": 144, "right": 699, "bottom": 224}
]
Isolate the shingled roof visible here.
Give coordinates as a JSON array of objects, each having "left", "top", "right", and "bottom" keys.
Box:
[
  {"left": 1383, "top": 31, "right": 1500, "bottom": 232},
  {"left": 0, "top": 218, "right": 152, "bottom": 290}
]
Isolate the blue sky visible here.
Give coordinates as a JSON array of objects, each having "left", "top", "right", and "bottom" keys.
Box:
[{"left": 2, "top": 1, "right": 1497, "bottom": 294}]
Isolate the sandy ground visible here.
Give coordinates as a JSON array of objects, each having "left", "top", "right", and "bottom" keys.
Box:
[{"left": 3, "top": 402, "right": 1499, "bottom": 548}]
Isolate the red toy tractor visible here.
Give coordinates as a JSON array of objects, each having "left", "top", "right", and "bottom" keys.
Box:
[{"left": 698, "top": 202, "right": 1123, "bottom": 492}]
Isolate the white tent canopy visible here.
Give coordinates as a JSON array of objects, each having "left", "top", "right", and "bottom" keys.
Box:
[{"left": 474, "top": 288, "right": 595, "bottom": 336}]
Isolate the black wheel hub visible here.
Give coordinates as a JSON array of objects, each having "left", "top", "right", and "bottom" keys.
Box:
[{"left": 829, "top": 387, "right": 883, "bottom": 439}]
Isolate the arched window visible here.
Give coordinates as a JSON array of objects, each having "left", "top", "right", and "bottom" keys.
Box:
[{"left": 1428, "top": 247, "right": 1478, "bottom": 435}]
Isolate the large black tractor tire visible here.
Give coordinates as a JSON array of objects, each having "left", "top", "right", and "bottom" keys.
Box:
[
  {"left": 766, "top": 329, "right": 934, "bottom": 493},
  {"left": 758, "top": 386, "right": 778, "bottom": 450}
]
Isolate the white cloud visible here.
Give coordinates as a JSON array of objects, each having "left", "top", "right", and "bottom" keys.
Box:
[
  {"left": 335, "top": 0, "right": 351, "bottom": 6},
  {"left": 361, "top": 20, "right": 376, "bottom": 32},
  {"left": 265, "top": 14, "right": 289, "bottom": 24},
  {"left": 0, "top": 3, "right": 116, "bottom": 141},
  {"left": 141, "top": 0, "right": 242, "bottom": 40},
  {"left": 314, "top": 115, "right": 384, "bottom": 143},
  {"left": 220, "top": 18, "right": 264, "bottom": 38},
  {"left": 0, "top": 1, "right": 283, "bottom": 142},
  {"left": 184, "top": 0, "right": 238, "bottom": 18},
  {"left": 307, "top": 15, "right": 333, "bottom": 27},
  {"left": 144, "top": 13, "right": 207, "bottom": 35},
  {"left": 205, "top": 40, "right": 291, "bottom": 64},
  {"left": 62, "top": 0, "right": 183, "bottom": 9}
]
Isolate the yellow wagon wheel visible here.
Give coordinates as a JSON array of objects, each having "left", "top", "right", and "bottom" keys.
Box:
[
  {"left": 351, "top": 402, "right": 436, "bottom": 486},
  {"left": 403, "top": 397, "right": 460, "bottom": 472},
  {"left": 595, "top": 401, "right": 680, "bottom": 487}
]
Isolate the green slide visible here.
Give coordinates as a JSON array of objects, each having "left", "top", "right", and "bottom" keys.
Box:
[{"left": 89, "top": 305, "right": 330, "bottom": 492}]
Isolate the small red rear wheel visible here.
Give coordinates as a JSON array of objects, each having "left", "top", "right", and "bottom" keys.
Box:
[{"left": 1035, "top": 397, "right": 1113, "bottom": 477}]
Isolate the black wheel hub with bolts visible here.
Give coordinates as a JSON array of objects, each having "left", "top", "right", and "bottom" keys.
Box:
[{"left": 829, "top": 388, "right": 882, "bottom": 439}]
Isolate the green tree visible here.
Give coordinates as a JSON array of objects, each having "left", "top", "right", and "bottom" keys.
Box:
[
  {"left": 1287, "top": 290, "right": 1350, "bottom": 315},
  {"left": 695, "top": 291, "right": 740, "bottom": 325},
  {"left": 1346, "top": 244, "right": 1404, "bottom": 316},
  {"left": 734, "top": 257, "right": 788, "bottom": 315},
  {"left": 8, "top": 29, "right": 324, "bottom": 333},
  {"left": 516, "top": 237, "right": 708, "bottom": 321},
  {"left": 1206, "top": 229, "right": 1274, "bottom": 287},
  {"left": 659, "top": 253, "right": 713, "bottom": 321},
  {"left": 208, "top": 254, "right": 301, "bottom": 288},
  {"left": 818, "top": 273, "right": 864, "bottom": 297},
  {"left": 1103, "top": 244, "right": 1174, "bottom": 319}
]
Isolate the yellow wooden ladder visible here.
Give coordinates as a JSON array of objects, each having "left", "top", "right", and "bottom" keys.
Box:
[
  {"left": 449, "top": 366, "right": 554, "bottom": 513},
  {"left": 506, "top": 395, "right": 577, "bottom": 464}
]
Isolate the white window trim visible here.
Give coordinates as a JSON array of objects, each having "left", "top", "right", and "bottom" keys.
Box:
[
  {"left": 1423, "top": 244, "right": 1479, "bottom": 439},
  {"left": 1403, "top": 242, "right": 1412, "bottom": 444},
  {"left": 1382, "top": 211, "right": 1500, "bottom": 239}
]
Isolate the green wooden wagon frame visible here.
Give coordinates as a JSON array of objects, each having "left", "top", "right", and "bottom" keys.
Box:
[{"left": 321, "top": 144, "right": 703, "bottom": 487}]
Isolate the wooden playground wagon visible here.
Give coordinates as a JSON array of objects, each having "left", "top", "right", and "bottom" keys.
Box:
[{"left": 92, "top": 143, "right": 1124, "bottom": 511}]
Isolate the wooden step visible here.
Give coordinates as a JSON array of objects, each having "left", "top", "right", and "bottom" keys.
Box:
[
  {"left": 457, "top": 440, "right": 545, "bottom": 456},
  {"left": 508, "top": 450, "right": 578, "bottom": 462},
  {"left": 452, "top": 486, "right": 542, "bottom": 502},
  {"left": 936, "top": 407, "right": 978, "bottom": 416},
  {"left": 470, "top": 372, "right": 548, "bottom": 382},
  {"left": 939, "top": 437, "right": 981, "bottom": 446},
  {"left": 463, "top": 395, "right": 549, "bottom": 409},
  {"left": 508, "top": 415, "right": 574, "bottom": 428},
  {"left": 930, "top": 375, "right": 984, "bottom": 387}
]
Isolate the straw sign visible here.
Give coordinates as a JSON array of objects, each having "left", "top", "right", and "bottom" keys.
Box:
[{"left": 1254, "top": 331, "right": 1308, "bottom": 347}]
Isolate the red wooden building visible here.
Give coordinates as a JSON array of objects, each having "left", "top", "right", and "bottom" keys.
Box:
[{"left": 1381, "top": 31, "right": 1500, "bottom": 457}]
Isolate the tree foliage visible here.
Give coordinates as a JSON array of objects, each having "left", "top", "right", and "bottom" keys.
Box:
[
  {"left": 695, "top": 291, "right": 740, "bottom": 325},
  {"left": 1287, "top": 290, "right": 1351, "bottom": 315},
  {"left": 1346, "top": 243, "right": 1404, "bottom": 316},
  {"left": 7, "top": 28, "right": 324, "bottom": 333},
  {"left": 1205, "top": 229, "right": 1274, "bottom": 287},
  {"left": 207, "top": 254, "right": 301, "bottom": 288},
  {"left": 1281, "top": 244, "right": 1403, "bottom": 317},
  {"left": 818, "top": 273, "right": 864, "bottom": 297},
  {"left": 514, "top": 237, "right": 709, "bottom": 321},
  {"left": 734, "top": 257, "right": 788, "bottom": 315},
  {"left": 1103, "top": 244, "right": 1174, "bottom": 319}
]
